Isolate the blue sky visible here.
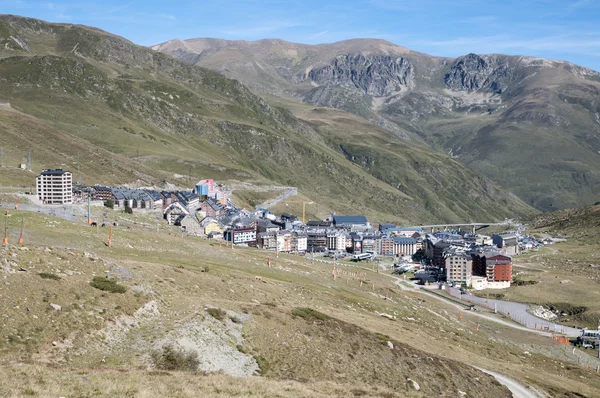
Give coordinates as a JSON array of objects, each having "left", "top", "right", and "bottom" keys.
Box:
[{"left": 3, "top": 0, "right": 600, "bottom": 71}]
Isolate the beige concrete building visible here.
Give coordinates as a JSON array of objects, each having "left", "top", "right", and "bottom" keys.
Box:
[
  {"left": 36, "top": 169, "right": 73, "bottom": 204},
  {"left": 445, "top": 253, "right": 472, "bottom": 284}
]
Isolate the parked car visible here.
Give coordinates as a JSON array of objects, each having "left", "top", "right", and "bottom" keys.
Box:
[{"left": 582, "top": 343, "right": 595, "bottom": 349}]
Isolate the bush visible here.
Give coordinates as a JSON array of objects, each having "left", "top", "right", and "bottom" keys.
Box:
[
  {"left": 292, "top": 307, "right": 331, "bottom": 322},
  {"left": 124, "top": 205, "right": 133, "bottom": 214},
  {"left": 206, "top": 307, "right": 226, "bottom": 321},
  {"left": 90, "top": 276, "right": 127, "bottom": 293},
  {"left": 39, "top": 272, "right": 61, "bottom": 281},
  {"left": 151, "top": 345, "right": 199, "bottom": 371},
  {"left": 253, "top": 355, "right": 269, "bottom": 375},
  {"left": 512, "top": 279, "right": 538, "bottom": 286},
  {"left": 104, "top": 199, "right": 114, "bottom": 209}
]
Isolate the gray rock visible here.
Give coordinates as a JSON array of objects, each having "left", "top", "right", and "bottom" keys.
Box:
[
  {"left": 50, "top": 303, "right": 62, "bottom": 311},
  {"left": 302, "top": 54, "right": 413, "bottom": 97}
]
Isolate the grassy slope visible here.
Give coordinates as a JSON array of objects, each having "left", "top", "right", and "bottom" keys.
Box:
[
  {"left": 1, "top": 206, "right": 599, "bottom": 396},
  {"left": 476, "top": 206, "right": 600, "bottom": 328},
  {"left": 388, "top": 66, "right": 600, "bottom": 211},
  {"left": 0, "top": 15, "right": 533, "bottom": 224},
  {"left": 160, "top": 37, "right": 600, "bottom": 211}
]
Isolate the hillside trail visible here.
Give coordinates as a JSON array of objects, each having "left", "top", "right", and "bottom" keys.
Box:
[{"left": 474, "top": 367, "right": 545, "bottom": 398}]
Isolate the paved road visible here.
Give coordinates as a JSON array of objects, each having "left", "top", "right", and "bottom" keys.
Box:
[
  {"left": 446, "top": 286, "right": 581, "bottom": 337},
  {"left": 392, "top": 279, "right": 554, "bottom": 336},
  {"left": 475, "top": 367, "right": 544, "bottom": 398}
]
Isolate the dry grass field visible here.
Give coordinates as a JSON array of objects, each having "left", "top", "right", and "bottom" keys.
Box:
[{"left": 0, "top": 205, "right": 599, "bottom": 396}]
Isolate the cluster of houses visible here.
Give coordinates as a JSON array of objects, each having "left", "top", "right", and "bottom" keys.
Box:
[
  {"left": 33, "top": 171, "right": 546, "bottom": 294},
  {"left": 420, "top": 231, "right": 542, "bottom": 290}
]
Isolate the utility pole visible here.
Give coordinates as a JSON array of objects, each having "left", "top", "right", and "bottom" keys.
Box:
[
  {"left": 87, "top": 194, "right": 92, "bottom": 225},
  {"left": 18, "top": 217, "right": 24, "bottom": 245},
  {"left": 78, "top": 152, "right": 82, "bottom": 185},
  {"left": 3, "top": 217, "right": 8, "bottom": 245}
]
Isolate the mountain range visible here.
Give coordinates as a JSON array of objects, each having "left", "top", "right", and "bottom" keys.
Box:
[
  {"left": 0, "top": 15, "right": 533, "bottom": 223},
  {"left": 154, "top": 37, "right": 600, "bottom": 211}
]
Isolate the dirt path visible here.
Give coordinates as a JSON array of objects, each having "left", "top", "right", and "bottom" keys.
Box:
[
  {"left": 475, "top": 367, "right": 545, "bottom": 398},
  {"left": 256, "top": 187, "right": 297, "bottom": 209}
]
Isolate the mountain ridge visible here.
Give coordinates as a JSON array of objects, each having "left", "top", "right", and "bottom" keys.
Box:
[
  {"left": 155, "top": 36, "right": 600, "bottom": 211},
  {"left": 0, "top": 14, "right": 533, "bottom": 223}
]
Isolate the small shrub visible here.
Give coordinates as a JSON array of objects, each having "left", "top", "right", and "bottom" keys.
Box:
[
  {"left": 236, "top": 344, "right": 249, "bottom": 354},
  {"left": 253, "top": 355, "right": 269, "bottom": 375},
  {"left": 104, "top": 200, "right": 114, "bottom": 209},
  {"left": 512, "top": 279, "right": 538, "bottom": 286},
  {"left": 206, "top": 307, "right": 226, "bottom": 321},
  {"left": 38, "top": 272, "right": 61, "bottom": 281},
  {"left": 90, "top": 276, "right": 127, "bottom": 293},
  {"left": 292, "top": 307, "right": 331, "bottom": 322},
  {"left": 151, "top": 345, "right": 199, "bottom": 371}
]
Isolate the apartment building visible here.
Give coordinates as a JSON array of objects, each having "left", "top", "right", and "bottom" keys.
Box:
[
  {"left": 36, "top": 169, "right": 73, "bottom": 204},
  {"left": 445, "top": 252, "right": 472, "bottom": 283},
  {"left": 326, "top": 230, "right": 347, "bottom": 252}
]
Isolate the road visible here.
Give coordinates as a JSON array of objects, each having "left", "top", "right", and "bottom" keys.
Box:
[
  {"left": 392, "top": 278, "right": 550, "bottom": 396},
  {"left": 256, "top": 187, "right": 297, "bottom": 209},
  {"left": 446, "top": 286, "right": 581, "bottom": 337},
  {"left": 392, "top": 279, "right": 554, "bottom": 336},
  {"left": 475, "top": 367, "right": 544, "bottom": 398}
]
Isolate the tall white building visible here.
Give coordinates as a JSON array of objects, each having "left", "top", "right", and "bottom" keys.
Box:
[{"left": 36, "top": 169, "right": 73, "bottom": 204}]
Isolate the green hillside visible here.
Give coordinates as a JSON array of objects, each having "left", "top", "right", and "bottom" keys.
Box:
[
  {"left": 0, "top": 15, "right": 533, "bottom": 223},
  {"left": 156, "top": 37, "right": 600, "bottom": 211}
]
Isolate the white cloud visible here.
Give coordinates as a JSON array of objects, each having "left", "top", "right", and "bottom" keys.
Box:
[{"left": 311, "top": 30, "right": 328, "bottom": 38}]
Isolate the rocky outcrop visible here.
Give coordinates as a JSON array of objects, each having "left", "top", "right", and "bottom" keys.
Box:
[
  {"left": 444, "top": 53, "right": 514, "bottom": 94},
  {"left": 300, "top": 54, "right": 413, "bottom": 97}
]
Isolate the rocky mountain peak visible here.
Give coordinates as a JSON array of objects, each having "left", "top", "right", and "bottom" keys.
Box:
[
  {"left": 444, "top": 53, "right": 496, "bottom": 91},
  {"left": 299, "top": 54, "right": 413, "bottom": 97}
]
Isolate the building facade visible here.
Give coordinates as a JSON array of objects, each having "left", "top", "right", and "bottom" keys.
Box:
[
  {"left": 326, "top": 231, "right": 347, "bottom": 252},
  {"left": 393, "top": 237, "right": 416, "bottom": 257},
  {"left": 229, "top": 227, "right": 256, "bottom": 246},
  {"left": 445, "top": 253, "right": 472, "bottom": 283},
  {"left": 36, "top": 169, "right": 73, "bottom": 204}
]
